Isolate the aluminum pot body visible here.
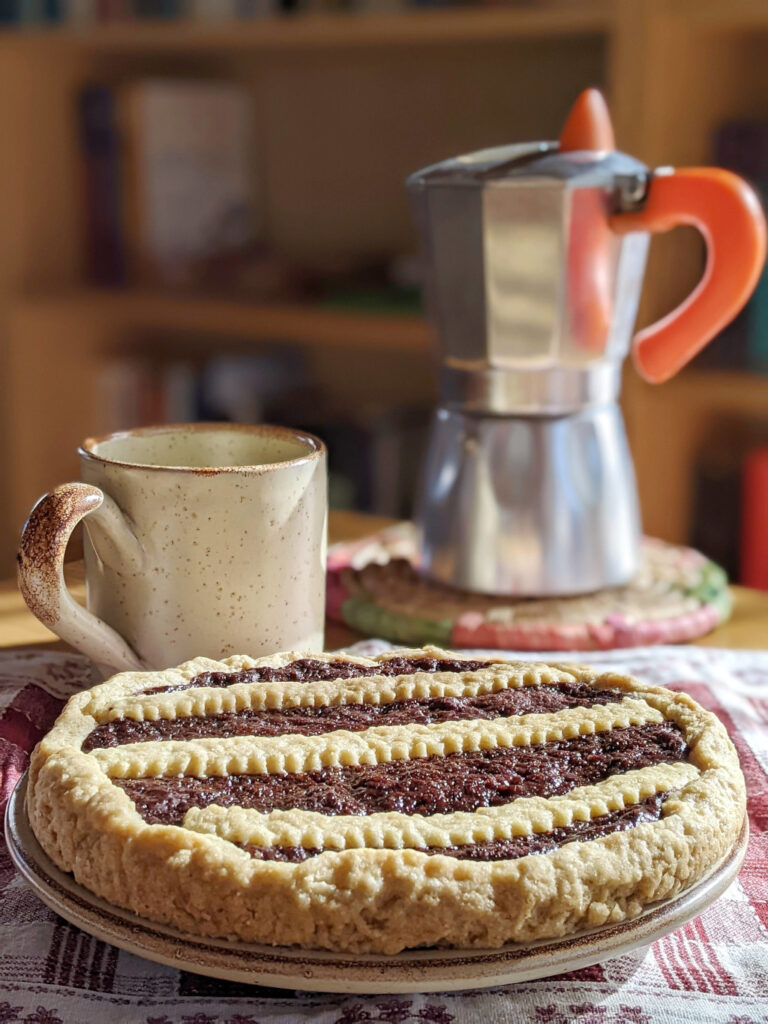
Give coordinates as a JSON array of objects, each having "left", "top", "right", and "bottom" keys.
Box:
[
  {"left": 417, "top": 403, "right": 640, "bottom": 596},
  {"left": 408, "top": 144, "right": 651, "bottom": 417}
]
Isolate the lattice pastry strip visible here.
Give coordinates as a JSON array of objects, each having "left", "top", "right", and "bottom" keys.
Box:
[
  {"left": 83, "top": 646, "right": 506, "bottom": 718},
  {"left": 90, "top": 697, "right": 664, "bottom": 779},
  {"left": 92, "top": 662, "right": 585, "bottom": 725},
  {"left": 183, "top": 761, "right": 699, "bottom": 853}
]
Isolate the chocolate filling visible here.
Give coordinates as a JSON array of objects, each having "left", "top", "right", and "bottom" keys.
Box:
[
  {"left": 143, "top": 657, "right": 496, "bottom": 695},
  {"left": 116, "top": 722, "right": 687, "bottom": 826},
  {"left": 84, "top": 681, "right": 626, "bottom": 750},
  {"left": 241, "top": 792, "right": 668, "bottom": 862}
]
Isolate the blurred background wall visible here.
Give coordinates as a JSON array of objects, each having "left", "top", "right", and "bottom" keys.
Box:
[{"left": 0, "top": 0, "right": 767, "bottom": 583}]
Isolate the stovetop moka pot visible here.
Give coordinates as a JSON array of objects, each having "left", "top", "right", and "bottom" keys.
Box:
[{"left": 408, "top": 89, "right": 767, "bottom": 596}]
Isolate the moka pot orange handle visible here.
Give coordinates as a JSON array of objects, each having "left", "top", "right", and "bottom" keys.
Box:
[{"left": 610, "top": 167, "right": 767, "bottom": 383}]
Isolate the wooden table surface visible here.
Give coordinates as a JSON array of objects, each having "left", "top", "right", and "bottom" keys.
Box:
[{"left": 1, "top": 509, "right": 766, "bottom": 653}]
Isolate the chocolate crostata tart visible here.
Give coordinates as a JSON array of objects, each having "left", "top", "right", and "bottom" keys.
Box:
[{"left": 27, "top": 646, "right": 745, "bottom": 954}]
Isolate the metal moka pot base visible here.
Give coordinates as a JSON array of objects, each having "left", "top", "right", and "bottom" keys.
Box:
[{"left": 417, "top": 404, "right": 641, "bottom": 597}]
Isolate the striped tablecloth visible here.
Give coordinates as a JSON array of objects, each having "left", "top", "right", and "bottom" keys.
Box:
[{"left": 1, "top": 645, "right": 767, "bottom": 1024}]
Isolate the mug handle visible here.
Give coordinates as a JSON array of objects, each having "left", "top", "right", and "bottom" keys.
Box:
[
  {"left": 17, "top": 483, "right": 147, "bottom": 672},
  {"left": 610, "top": 167, "right": 767, "bottom": 383}
]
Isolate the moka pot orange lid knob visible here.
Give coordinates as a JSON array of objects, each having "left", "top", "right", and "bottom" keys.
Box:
[{"left": 559, "top": 87, "right": 616, "bottom": 153}]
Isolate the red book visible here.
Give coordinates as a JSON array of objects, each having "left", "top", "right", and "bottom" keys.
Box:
[{"left": 741, "top": 447, "right": 768, "bottom": 590}]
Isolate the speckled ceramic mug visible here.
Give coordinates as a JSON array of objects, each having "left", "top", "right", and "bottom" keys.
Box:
[{"left": 17, "top": 423, "right": 327, "bottom": 673}]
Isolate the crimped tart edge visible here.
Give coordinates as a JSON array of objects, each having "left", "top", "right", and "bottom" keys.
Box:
[{"left": 27, "top": 646, "right": 746, "bottom": 954}]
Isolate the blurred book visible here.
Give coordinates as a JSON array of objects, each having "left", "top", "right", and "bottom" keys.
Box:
[
  {"left": 0, "top": 0, "right": 491, "bottom": 24},
  {"left": 185, "top": 0, "right": 238, "bottom": 18},
  {"left": 79, "top": 86, "right": 125, "bottom": 285},
  {"left": 95, "top": 0, "right": 129, "bottom": 18},
  {"left": 741, "top": 447, "right": 768, "bottom": 591},
  {"left": 121, "top": 79, "right": 258, "bottom": 286},
  {"left": 0, "top": 0, "right": 18, "bottom": 22},
  {"left": 349, "top": 0, "right": 406, "bottom": 11},
  {"left": 691, "top": 415, "right": 768, "bottom": 585},
  {"left": 0, "top": 0, "right": 61, "bottom": 17},
  {"left": 199, "top": 349, "right": 308, "bottom": 423},
  {"left": 278, "top": 399, "right": 429, "bottom": 517},
  {"left": 79, "top": 79, "right": 259, "bottom": 287},
  {"left": 18, "top": 0, "right": 43, "bottom": 20},
  {"left": 64, "top": 0, "right": 95, "bottom": 21},
  {"left": 93, "top": 357, "right": 162, "bottom": 432},
  {"left": 698, "top": 121, "right": 768, "bottom": 373},
  {"left": 133, "top": 0, "right": 182, "bottom": 16}
]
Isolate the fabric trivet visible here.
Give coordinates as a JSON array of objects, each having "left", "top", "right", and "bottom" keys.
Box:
[
  {"left": 2, "top": 644, "right": 767, "bottom": 1023},
  {"left": 327, "top": 523, "right": 731, "bottom": 650}
]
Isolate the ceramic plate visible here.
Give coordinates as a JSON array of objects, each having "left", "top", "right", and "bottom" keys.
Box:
[{"left": 5, "top": 774, "right": 748, "bottom": 994}]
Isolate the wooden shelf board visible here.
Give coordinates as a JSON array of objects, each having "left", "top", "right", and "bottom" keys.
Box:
[
  {"left": 11, "top": 289, "right": 432, "bottom": 354},
  {"left": 666, "top": 0, "right": 768, "bottom": 31},
  {"left": 623, "top": 366, "right": 768, "bottom": 546},
  {"left": 670, "top": 368, "right": 768, "bottom": 393},
  {"left": 0, "top": 4, "right": 611, "bottom": 53}
]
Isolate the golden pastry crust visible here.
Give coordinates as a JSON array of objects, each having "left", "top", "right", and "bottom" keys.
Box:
[{"left": 27, "top": 645, "right": 746, "bottom": 954}]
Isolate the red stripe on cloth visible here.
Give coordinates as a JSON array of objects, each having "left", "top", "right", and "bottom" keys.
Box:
[
  {"left": 0, "top": 835, "right": 17, "bottom": 896},
  {"left": 4, "top": 683, "right": 64, "bottom": 734},
  {"left": 748, "top": 697, "right": 768, "bottom": 723},
  {"left": 0, "top": 707, "right": 46, "bottom": 751},
  {"left": 0, "top": 737, "right": 30, "bottom": 812},
  {"left": 0, "top": 685, "right": 65, "bottom": 811},
  {"left": 652, "top": 935, "right": 678, "bottom": 990},
  {"left": 0, "top": 685, "right": 64, "bottom": 750},
  {"left": 654, "top": 934, "right": 687, "bottom": 990},
  {"left": 87, "top": 940, "right": 108, "bottom": 992},
  {"left": 668, "top": 681, "right": 768, "bottom": 833},
  {"left": 753, "top": 900, "right": 768, "bottom": 930},
  {"left": 741, "top": 832, "right": 768, "bottom": 904},
  {"left": 658, "top": 931, "right": 701, "bottom": 990},
  {"left": 58, "top": 922, "right": 80, "bottom": 987},
  {"left": 553, "top": 963, "right": 607, "bottom": 983},
  {"left": 72, "top": 930, "right": 97, "bottom": 989},
  {"left": 99, "top": 943, "right": 119, "bottom": 993},
  {"left": 87, "top": 939, "right": 120, "bottom": 993},
  {"left": 675, "top": 927, "right": 711, "bottom": 992},
  {"left": 689, "top": 915, "right": 738, "bottom": 995},
  {"left": 43, "top": 919, "right": 69, "bottom": 986}
]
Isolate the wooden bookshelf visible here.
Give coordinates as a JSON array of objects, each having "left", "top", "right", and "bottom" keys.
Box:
[
  {"left": 665, "top": 0, "right": 768, "bottom": 31},
  {"left": 624, "top": 369, "right": 768, "bottom": 546},
  {"left": 0, "top": 4, "right": 613, "bottom": 52},
  {"left": 12, "top": 288, "right": 430, "bottom": 352},
  {"left": 2, "top": 290, "right": 435, "bottom": 550},
  {"left": 0, "top": 0, "right": 767, "bottom": 574}
]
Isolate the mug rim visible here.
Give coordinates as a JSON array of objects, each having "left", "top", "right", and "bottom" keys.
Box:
[{"left": 79, "top": 422, "right": 326, "bottom": 474}]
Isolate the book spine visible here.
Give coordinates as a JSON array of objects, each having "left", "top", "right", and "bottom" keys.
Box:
[
  {"left": 64, "top": 0, "right": 95, "bottom": 22},
  {"left": 79, "top": 86, "right": 126, "bottom": 285},
  {"left": 186, "top": 0, "right": 235, "bottom": 18},
  {"left": 715, "top": 122, "right": 768, "bottom": 373},
  {"left": 133, "top": 0, "right": 180, "bottom": 17},
  {"left": 163, "top": 362, "right": 198, "bottom": 423},
  {"left": 93, "top": 359, "right": 148, "bottom": 434},
  {"left": 740, "top": 447, "right": 768, "bottom": 589},
  {"left": 236, "top": 0, "right": 271, "bottom": 17},
  {"left": 747, "top": 200, "right": 768, "bottom": 372},
  {"left": 96, "top": 0, "right": 130, "bottom": 20},
  {"left": 18, "top": 0, "right": 43, "bottom": 22},
  {"left": 116, "top": 82, "right": 148, "bottom": 285},
  {"left": 0, "top": 0, "right": 19, "bottom": 24}
]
